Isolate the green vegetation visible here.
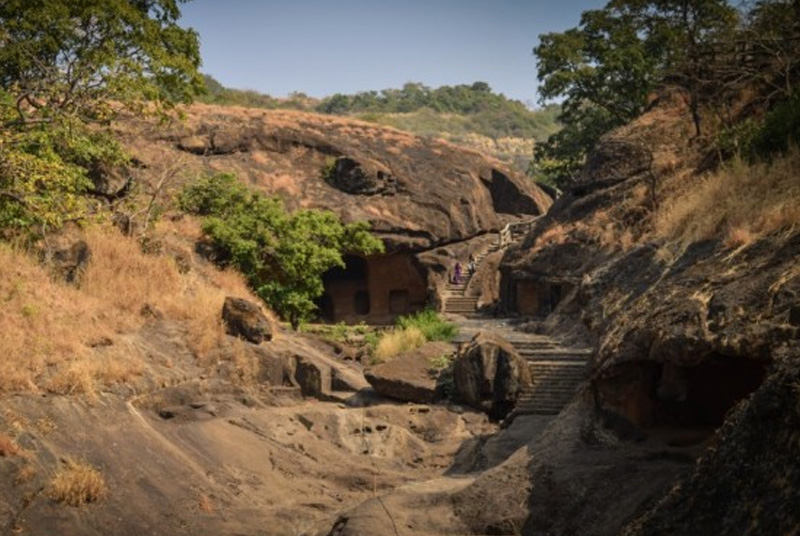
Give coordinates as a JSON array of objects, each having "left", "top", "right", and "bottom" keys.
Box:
[
  {"left": 316, "top": 82, "right": 559, "bottom": 140},
  {"left": 532, "top": 0, "right": 800, "bottom": 188},
  {"left": 428, "top": 353, "right": 453, "bottom": 373},
  {"left": 396, "top": 308, "right": 458, "bottom": 342},
  {"left": 0, "top": 0, "right": 201, "bottom": 238},
  {"left": 370, "top": 309, "right": 457, "bottom": 364},
  {"left": 179, "top": 173, "right": 384, "bottom": 329}
]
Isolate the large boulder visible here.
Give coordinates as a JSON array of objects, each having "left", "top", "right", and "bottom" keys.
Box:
[
  {"left": 364, "top": 341, "right": 454, "bottom": 403},
  {"left": 221, "top": 297, "right": 273, "bottom": 344},
  {"left": 453, "top": 331, "right": 532, "bottom": 420}
]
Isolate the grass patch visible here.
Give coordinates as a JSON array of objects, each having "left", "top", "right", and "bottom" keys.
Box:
[
  {"left": 396, "top": 309, "right": 457, "bottom": 342},
  {"left": 428, "top": 353, "right": 452, "bottom": 372},
  {"left": 372, "top": 327, "right": 426, "bottom": 364},
  {"left": 48, "top": 459, "right": 107, "bottom": 506},
  {"left": 0, "top": 220, "right": 264, "bottom": 394},
  {"left": 655, "top": 147, "right": 800, "bottom": 248},
  {"left": 370, "top": 310, "right": 458, "bottom": 364}
]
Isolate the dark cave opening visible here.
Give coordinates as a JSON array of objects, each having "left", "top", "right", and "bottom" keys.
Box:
[
  {"left": 599, "top": 355, "right": 768, "bottom": 446},
  {"left": 653, "top": 355, "right": 768, "bottom": 429}
]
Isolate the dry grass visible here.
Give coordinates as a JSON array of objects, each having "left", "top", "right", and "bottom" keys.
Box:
[
  {"left": 372, "top": 327, "right": 426, "bottom": 364},
  {"left": 0, "top": 220, "right": 267, "bottom": 395},
  {"left": 0, "top": 244, "right": 102, "bottom": 392},
  {"left": 533, "top": 223, "right": 572, "bottom": 251},
  {"left": 655, "top": 147, "right": 800, "bottom": 248},
  {"left": 48, "top": 459, "right": 107, "bottom": 506}
]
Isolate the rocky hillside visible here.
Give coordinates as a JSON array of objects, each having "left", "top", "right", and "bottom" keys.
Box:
[
  {"left": 118, "top": 104, "right": 550, "bottom": 252},
  {"left": 328, "top": 87, "right": 800, "bottom": 535},
  {"left": 0, "top": 106, "right": 548, "bottom": 535}
]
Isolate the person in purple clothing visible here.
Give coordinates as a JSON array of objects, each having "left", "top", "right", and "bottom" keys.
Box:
[{"left": 453, "top": 262, "right": 462, "bottom": 284}]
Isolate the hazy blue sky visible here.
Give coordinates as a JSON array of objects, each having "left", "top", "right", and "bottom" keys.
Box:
[{"left": 179, "top": 0, "right": 607, "bottom": 106}]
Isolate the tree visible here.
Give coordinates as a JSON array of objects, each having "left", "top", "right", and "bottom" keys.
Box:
[
  {"left": 531, "top": 0, "right": 737, "bottom": 188},
  {"left": 180, "top": 173, "right": 385, "bottom": 329},
  {"left": 0, "top": 0, "right": 202, "bottom": 237},
  {"left": 533, "top": 3, "right": 658, "bottom": 187},
  {"left": 0, "top": 0, "right": 202, "bottom": 124}
]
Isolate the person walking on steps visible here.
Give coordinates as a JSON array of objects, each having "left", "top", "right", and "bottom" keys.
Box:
[
  {"left": 453, "top": 262, "right": 462, "bottom": 285},
  {"left": 468, "top": 254, "right": 476, "bottom": 276}
]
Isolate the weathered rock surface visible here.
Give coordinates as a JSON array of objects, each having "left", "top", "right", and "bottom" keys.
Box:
[
  {"left": 484, "top": 85, "right": 800, "bottom": 535},
  {"left": 39, "top": 233, "right": 92, "bottom": 285},
  {"left": 453, "top": 331, "right": 532, "bottom": 420},
  {"left": 364, "top": 341, "right": 454, "bottom": 403},
  {"left": 221, "top": 296, "right": 273, "bottom": 344},
  {"left": 120, "top": 105, "right": 552, "bottom": 253},
  {"left": 622, "top": 355, "right": 800, "bottom": 536}
]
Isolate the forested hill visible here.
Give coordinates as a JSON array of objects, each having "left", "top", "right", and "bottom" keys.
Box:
[{"left": 199, "top": 76, "right": 561, "bottom": 172}]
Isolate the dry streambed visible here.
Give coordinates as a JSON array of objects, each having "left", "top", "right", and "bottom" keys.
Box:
[{"left": 0, "top": 385, "right": 495, "bottom": 536}]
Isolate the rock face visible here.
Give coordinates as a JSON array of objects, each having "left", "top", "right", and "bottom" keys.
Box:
[
  {"left": 39, "top": 232, "right": 92, "bottom": 285},
  {"left": 221, "top": 297, "right": 273, "bottom": 344},
  {"left": 364, "top": 341, "right": 454, "bottom": 403},
  {"left": 453, "top": 331, "right": 532, "bottom": 420},
  {"left": 621, "top": 358, "right": 800, "bottom": 536},
  {"left": 479, "top": 85, "right": 800, "bottom": 535},
  {"left": 121, "top": 105, "right": 552, "bottom": 253}
]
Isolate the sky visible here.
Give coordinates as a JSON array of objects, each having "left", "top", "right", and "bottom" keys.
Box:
[{"left": 179, "top": 0, "right": 607, "bottom": 106}]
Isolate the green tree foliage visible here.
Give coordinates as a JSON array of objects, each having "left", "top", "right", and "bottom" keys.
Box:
[
  {"left": 396, "top": 309, "right": 457, "bottom": 342},
  {"left": 532, "top": 0, "right": 738, "bottom": 188},
  {"left": 314, "top": 81, "right": 558, "bottom": 141},
  {"left": 179, "top": 173, "right": 385, "bottom": 329},
  {"left": 0, "top": 0, "right": 202, "bottom": 237}
]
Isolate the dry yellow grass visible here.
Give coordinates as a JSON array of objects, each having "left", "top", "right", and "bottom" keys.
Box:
[
  {"left": 372, "top": 327, "right": 426, "bottom": 363},
  {"left": 48, "top": 459, "right": 107, "bottom": 506},
  {"left": 0, "top": 244, "right": 102, "bottom": 392},
  {"left": 0, "top": 220, "right": 267, "bottom": 395},
  {"left": 655, "top": 148, "right": 800, "bottom": 248}
]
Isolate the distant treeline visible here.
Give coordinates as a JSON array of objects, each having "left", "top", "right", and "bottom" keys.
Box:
[
  {"left": 198, "top": 76, "right": 561, "bottom": 143},
  {"left": 316, "top": 82, "right": 560, "bottom": 141}
]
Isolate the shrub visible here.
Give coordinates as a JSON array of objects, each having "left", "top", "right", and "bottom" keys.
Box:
[
  {"left": 49, "top": 459, "right": 107, "bottom": 507},
  {"left": 372, "top": 327, "right": 426, "bottom": 364},
  {"left": 396, "top": 309, "right": 457, "bottom": 342}
]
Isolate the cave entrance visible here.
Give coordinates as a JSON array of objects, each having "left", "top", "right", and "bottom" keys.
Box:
[
  {"left": 653, "top": 355, "right": 767, "bottom": 429},
  {"left": 319, "top": 253, "right": 429, "bottom": 324},
  {"left": 319, "top": 255, "right": 370, "bottom": 323},
  {"left": 514, "top": 279, "right": 567, "bottom": 316},
  {"left": 599, "top": 355, "right": 768, "bottom": 447}
]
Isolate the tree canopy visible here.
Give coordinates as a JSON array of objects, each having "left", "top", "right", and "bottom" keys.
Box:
[
  {"left": 531, "top": 0, "right": 740, "bottom": 187},
  {"left": 179, "top": 173, "right": 385, "bottom": 329},
  {"left": 0, "top": 0, "right": 202, "bottom": 237}
]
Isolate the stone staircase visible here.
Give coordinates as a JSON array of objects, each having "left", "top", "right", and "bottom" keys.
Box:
[
  {"left": 442, "top": 241, "right": 499, "bottom": 315},
  {"left": 440, "top": 217, "right": 590, "bottom": 417},
  {"left": 510, "top": 338, "right": 591, "bottom": 417}
]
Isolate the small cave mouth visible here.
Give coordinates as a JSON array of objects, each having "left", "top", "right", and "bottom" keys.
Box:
[
  {"left": 598, "top": 354, "right": 768, "bottom": 447},
  {"left": 653, "top": 355, "right": 767, "bottom": 428},
  {"left": 316, "top": 255, "right": 370, "bottom": 323}
]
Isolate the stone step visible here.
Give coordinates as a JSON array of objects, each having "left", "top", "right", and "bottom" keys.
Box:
[{"left": 518, "top": 347, "right": 592, "bottom": 356}]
